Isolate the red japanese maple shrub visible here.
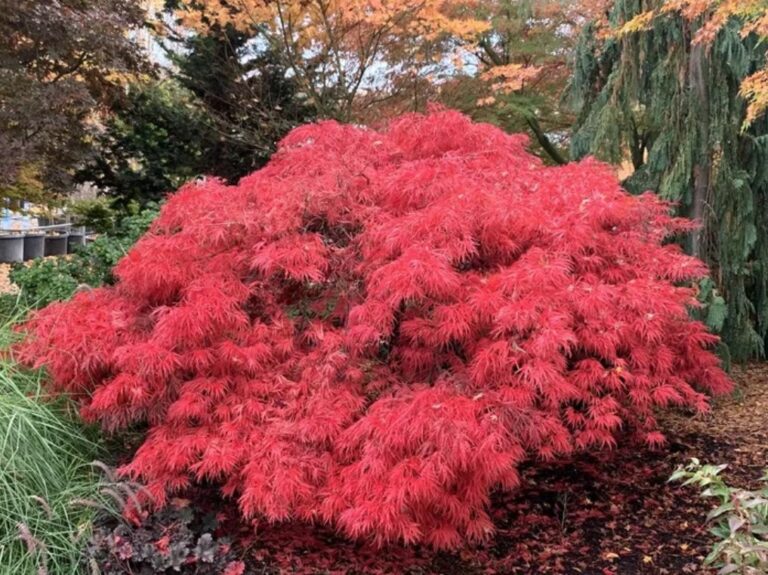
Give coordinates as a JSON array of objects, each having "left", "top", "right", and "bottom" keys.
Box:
[{"left": 16, "top": 110, "right": 731, "bottom": 549}]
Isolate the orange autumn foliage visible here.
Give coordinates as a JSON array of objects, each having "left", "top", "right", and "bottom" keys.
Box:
[{"left": 168, "top": 0, "right": 488, "bottom": 119}]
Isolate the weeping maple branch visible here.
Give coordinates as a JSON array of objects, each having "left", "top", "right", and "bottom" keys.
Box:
[{"left": 18, "top": 110, "right": 730, "bottom": 549}]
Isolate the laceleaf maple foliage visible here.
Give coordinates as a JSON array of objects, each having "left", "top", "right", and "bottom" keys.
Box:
[{"left": 17, "top": 110, "right": 731, "bottom": 548}]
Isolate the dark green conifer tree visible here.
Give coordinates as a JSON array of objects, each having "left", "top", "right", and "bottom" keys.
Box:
[
  {"left": 569, "top": 0, "right": 768, "bottom": 361},
  {"left": 171, "top": 30, "right": 315, "bottom": 183},
  {"left": 80, "top": 26, "right": 315, "bottom": 206}
]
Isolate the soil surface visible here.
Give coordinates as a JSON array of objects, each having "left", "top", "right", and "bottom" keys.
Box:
[{"left": 96, "top": 365, "right": 768, "bottom": 574}]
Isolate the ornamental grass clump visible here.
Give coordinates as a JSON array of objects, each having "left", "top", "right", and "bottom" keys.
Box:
[
  {"left": 0, "top": 306, "right": 110, "bottom": 575},
  {"left": 17, "top": 110, "right": 731, "bottom": 548}
]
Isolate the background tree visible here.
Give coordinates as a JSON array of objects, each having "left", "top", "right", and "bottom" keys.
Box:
[
  {"left": 569, "top": 0, "right": 768, "bottom": 361},
  {"left": 169, "top": 28, "right": 316, "bottom": 182},
  {"left": 0, "top": 0, "right": 147, "bottom": 202},
  {"left": 620, "top": 0, "right": 768, "bottom": 126},
  {"left": 164, "top": 0, "right": 613, "bottom": 164},
  {"left": 80, "top": 28, "right": 315, "bottom": 205},
  {"left": 165, "top": 0, "right": 488, "bottom": 121},
  {"left": 79, "top": 80, "right": 210, "bottom": 206},
  {"left": 438, "top": 1, "right": 608, "bottom": 164}
]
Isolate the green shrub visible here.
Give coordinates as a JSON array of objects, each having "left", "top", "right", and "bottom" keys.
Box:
[
  {"left": 671, "top": 459, "right": 768, "bottom": 574},
  {"left": 7, "top": 260, "right": 81, "bottom": 308},
  {"left": 9, "top": 203, "right": 159, "bottom": 308},
  {"left": 67, "top": 197, "right": 119, "bottom": 234}
]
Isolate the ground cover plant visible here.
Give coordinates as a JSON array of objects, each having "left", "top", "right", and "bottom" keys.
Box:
[
  {"left": 672, "top": 459, "right": 768, "bottom": 574},
  {"left": 17, "top": 110, "right": 731, "bottom": 549},
  {"left": 86, "top": 497, "right": 245, "bottom": 575}
]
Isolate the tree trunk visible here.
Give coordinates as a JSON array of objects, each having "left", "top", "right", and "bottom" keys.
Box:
[
  {"left": 688, "top": 41, "right": 710, "bottom": 259},
  {"left": 526, "top": 116, "right": 569, "bottom": 166}
]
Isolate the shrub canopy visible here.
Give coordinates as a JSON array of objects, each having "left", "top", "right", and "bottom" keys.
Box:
[{"left": 18, "top": 110, "right": 731, "bottom": 548}]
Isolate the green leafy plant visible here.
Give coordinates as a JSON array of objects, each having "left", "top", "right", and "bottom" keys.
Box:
[
  {"left": 7, "top": 259, "right": 82, "bottom": 308},
  {"left": 670, "top": 459, "right": 768, "bottom": 574},
  {"left": 67, "top": 197, "right": 119, "bottom": 234},
  {"left": 9, "top": 204, "right": 159, "bottom": 308}
]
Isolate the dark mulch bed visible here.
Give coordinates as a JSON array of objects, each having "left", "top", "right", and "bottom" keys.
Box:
[{"left": 91, "top": 365, "right": 768, "bottom": 574}]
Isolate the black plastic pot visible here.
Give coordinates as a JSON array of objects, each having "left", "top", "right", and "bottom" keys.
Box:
[
  {"left": 44, "top": 234, "right": 69, "bottom": 256},
  {"left": 0, "top": 235, "right": 25, "bottom": 263},
  {"left": 23, "top": 233, "right": 45, "bottom": 261},
  {"left": 67, "top": 227, "right": 86, "bottom": 253}
]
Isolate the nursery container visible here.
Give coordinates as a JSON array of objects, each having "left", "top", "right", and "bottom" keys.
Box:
[
  {"left": 23, "top": 232, "right": 45, "bottom": 261},
  {"left": 68, "top": 226, "right": 86, "bottom": 253},
  {"left": 44, "top": 233, "right": 69, "bottom": 256},
  {"left": 0, "top": 235, "right": 24, "bottom": 263}
]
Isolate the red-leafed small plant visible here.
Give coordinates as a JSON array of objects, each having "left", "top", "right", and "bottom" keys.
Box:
[{"left": 17, "top": 110, "right": 731, "bottom": 549}]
